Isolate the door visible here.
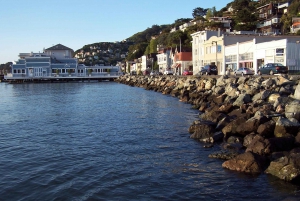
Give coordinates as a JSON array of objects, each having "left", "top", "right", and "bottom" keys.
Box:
[{"left": 34, "top": 68, "right": 43, "bottom": 77}]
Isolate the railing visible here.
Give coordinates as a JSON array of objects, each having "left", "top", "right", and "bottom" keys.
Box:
[{"left": 4, "top": 72, "right": 122, "bottom": 80}]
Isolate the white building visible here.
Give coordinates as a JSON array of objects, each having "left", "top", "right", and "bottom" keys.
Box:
[
  {"left": 156, "top": 49, "right": 172, "bottom": 72},
  {"left": 191, "top": 30, "right": 221, "bottom": 73}
]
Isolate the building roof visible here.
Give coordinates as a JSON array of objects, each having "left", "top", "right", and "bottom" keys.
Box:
[{"left": 45, "top": 44, "right": 73, "bottom": 51}]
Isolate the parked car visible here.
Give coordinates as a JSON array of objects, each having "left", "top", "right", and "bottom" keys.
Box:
[
  {"left": 150, "top": 71, "right": 159, "bottom": 76},
  {"left": 257, "top": 63, "right": 288, "bottom": 75},
  {"left": 143, "top": 70, "right": 150, "bottom": 75},
  {"left": 199, "top": 65, "right": 218, "bottom": 75},
  {"left": 234, "top": 67, "right": 254, "bottom": 76},
  {"left": 183, "top": 70, "right": 193, "bottom": 76},
  {"left": 164, "top": 69, "right": 174, "bottom": 75}
]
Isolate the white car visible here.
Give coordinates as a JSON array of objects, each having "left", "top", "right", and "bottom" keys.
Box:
[{"left": 164, "top": 70, "right": 174, "bottom": 75}]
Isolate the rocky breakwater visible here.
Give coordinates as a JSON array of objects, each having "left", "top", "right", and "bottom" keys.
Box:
[{"left": 115, "top": 74, "right": 300, "bottom": 183}]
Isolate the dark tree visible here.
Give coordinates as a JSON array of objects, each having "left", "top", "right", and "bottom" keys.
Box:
[{"left": 192, "top": 7, "right": 208, "bottom": 18}]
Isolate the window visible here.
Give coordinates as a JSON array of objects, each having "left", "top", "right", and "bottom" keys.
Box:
[{"left": 276, "top": 48, "right": 284, "bottom": 56}]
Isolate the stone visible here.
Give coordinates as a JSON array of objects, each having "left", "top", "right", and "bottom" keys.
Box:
[
  {"left": 285, "top": 100, "right": 300, "bottom": 121},
  {"left": 262, "top": 78, "right": 274, "bottom": 88},
  {"left": 236, "top": 116, "right": 269, "bottom": 136},
  {"left": 268, "top": 93, "right": 281, "bottom": 104},
  {"left": 257, "top": 120, "right": 276, "bottom": 138},
  {"left": 274, "top": 117, "right": 300, "bottom": 137},
  {"left": 243, "top": 133, "right": 257, "bottom": 148},
  {"left": 246, "top": 135, "right": 295, "bottom": 155},
  {"left": 222, "top": 152, "right": 267, "bottom": 174},
  {"left": 189, "top": 123, "right": 215, "bottom": 140},
  {"left": 222, "top": 116, "right": 247, "bottom": 139},
  {"left": 233, "top": 94, "right": 251, "bottom": 107},
  {"left": 294, "top": 82, "right": 300, "bottom": 100},
  {"left": 265, "top": 148, "right": 300, "bottom": 182}
]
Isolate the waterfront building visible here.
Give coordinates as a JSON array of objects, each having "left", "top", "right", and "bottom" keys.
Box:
[
  {"left": 192, "top": 31, "right": 300, "bottom": 75},
  {"left": 156, "top": 49, "right": 172, "bottom": 72},
  {"left": 191, "top": 30, "right": 221, "bottom": 74},
  {"left": 172, "top": 52, "right": 192, "bottom": 75},
  {"left": 225, "top": 37, "right": 300, "bottom": 74},
  {"left": 5, "top": 44, "right": 121, "bottom": 82}
]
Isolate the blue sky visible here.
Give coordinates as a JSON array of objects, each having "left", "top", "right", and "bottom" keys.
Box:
[{"left": 0, "top": 0, "right": 231, "bottom": 64}]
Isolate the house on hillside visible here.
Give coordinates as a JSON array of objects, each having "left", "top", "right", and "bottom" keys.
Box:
[{"left": 256, "top": 1, "right": 289, "bottom": 34}]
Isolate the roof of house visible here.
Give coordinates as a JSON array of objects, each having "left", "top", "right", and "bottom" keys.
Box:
[{"left": 45, "top": 44, "right": 73, "bottom": 51}]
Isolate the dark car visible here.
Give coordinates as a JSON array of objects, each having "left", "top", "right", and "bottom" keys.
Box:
[
  {"left": 199, "top": 65, "right": 218, "bottom": 75},
  {"left": 257, "top": 63, "right": 288, "bottom": 75}
]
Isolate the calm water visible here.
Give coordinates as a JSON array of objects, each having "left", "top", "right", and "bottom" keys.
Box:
[{"left": 0, "top": 82, "right": 299, "bottom": 201}]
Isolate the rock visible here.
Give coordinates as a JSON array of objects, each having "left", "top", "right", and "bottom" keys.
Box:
[
  {"left": 236, "top": 115, "right": 269, "bottom": 136},
  {"left": 216, "top": 75, "right": 228, "bottom": 87},
  {"left": 233, "top": 94, "right": 251, "bottom": 107},
  {"left": 285, "top": 100, "right": 300, "bottom": 121},
  {"left": 189, "top": 123, "right": 215, "bottom": 140},
  {"left": 252, "top": 90, "right": 271, "bottom": 102},
  {"left": 222, "top": 152, "right": 268, "bottom": 174},
  {"left": 295, "top": 132, "right": 300, "bottom": 146},
  {"left": 243, "top": 133, "right": 257, "bottom": 148},
  {"left": 200, "top": 110, "right": 227, "bottom": 124},
  {"left": 218, "top": 103, "right": 233, "bottom": 113},
  {"left": 222, "top": 116, "right": 247, "bottom": 139},
  {"left": 268, "top": 93, "right": 281, "bottom": 104},
  {"left": 275, "top": 75, "right": 295, "bottom": 86},
  {"left": 274, "top": 117, "right": 300, "bottom": 137},
  {"left": 216, "top": 116, "right": 232, "bottom": 131},
  {"left": 262, "top": 78, "right": 274, "bottom": 88},
  {"left": 257, "top": 120, "right": 276, "bottom": 138},
  {"left": 245, "top": 135, "right": 295, "bottom": 155},
  {"left": 294, "top": 82, "right": 300, "bottom": 100},
  {"left": 265, "top": 148, "right": 300, "bottom": 182}
]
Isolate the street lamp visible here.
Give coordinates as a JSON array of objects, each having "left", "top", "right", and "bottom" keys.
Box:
[{"left": 212, "top": 41, "right": 217, "bottom": 68}]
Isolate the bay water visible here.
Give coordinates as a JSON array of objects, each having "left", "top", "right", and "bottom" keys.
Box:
[{"left": 0, "top": 82, "right": 299, "bottom": 200}]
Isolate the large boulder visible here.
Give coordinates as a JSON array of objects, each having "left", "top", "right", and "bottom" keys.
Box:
[
  {"left": 245, "top": 135, "right": 295, "bottom": 155},
  {"left": 265, "top": 148, "right": 300, "bottom": 182},
  {"left": 222, "top": 152, "right": 268, "bottom": 174}
]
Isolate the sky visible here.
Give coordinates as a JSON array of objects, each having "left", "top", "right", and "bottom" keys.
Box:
[{"left": 0, "top": 0, "right": 231, "bottom": 64}]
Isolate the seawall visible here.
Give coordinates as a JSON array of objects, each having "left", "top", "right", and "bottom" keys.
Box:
[{"left": 115, "top": 74, "right": 300, "bottom": 183}]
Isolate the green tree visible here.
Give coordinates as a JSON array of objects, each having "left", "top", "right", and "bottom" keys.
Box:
[
  {"left": 281, "top": 0, "right": 300, "bottom": 34},
  {"left": 192, "top": 7, "right": 208, "bottom": 18},
  {"left": 149, "top": 39, "right": 157, "bottom": 54}
]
